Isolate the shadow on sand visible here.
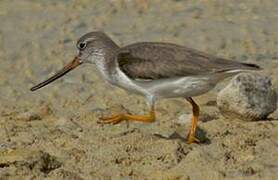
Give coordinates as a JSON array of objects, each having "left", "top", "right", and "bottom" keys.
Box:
[{"left": 153, "top": 127, "right": 211, "bottom": 145}]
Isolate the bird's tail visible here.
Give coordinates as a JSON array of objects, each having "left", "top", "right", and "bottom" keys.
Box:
[
  {"left": 240, "top": 62, "right": 262, "bottom": 70},
  {"left": 217, "top": 62, "right": 262, "bottom": 74}
]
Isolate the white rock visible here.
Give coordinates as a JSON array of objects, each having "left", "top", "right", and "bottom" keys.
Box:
[{"left": 217, "top": 73, "right": 277, "bottom": 121}]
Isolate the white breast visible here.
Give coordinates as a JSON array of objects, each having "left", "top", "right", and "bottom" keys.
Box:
[
  {"left": 112, "top": 66, "right": 150, "bottom": 95},
  {"left": 93, "top": 54, "right": 150, "bottom": 96}
]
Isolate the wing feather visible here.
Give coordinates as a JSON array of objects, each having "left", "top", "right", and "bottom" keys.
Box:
[{"left": 116, "top": 42, "right": 260, "bottom": 80}]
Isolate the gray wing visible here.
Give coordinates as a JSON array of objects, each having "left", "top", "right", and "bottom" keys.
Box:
[{"left": 117, "top": 42, "right": 260, "bottom": 80}]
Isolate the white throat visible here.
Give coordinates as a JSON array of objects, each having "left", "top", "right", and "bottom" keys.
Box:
[{"left": 91, "top": 49, "right": 114, "bottom": 82}]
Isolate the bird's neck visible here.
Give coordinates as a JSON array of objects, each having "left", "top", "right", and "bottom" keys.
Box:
[{"left": 94, "top": 46, "right": 119, "bottom": 83}]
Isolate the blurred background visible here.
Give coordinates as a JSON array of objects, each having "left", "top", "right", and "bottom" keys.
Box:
[
  {"left": 0, "top": 0, "right": 278, "bottom": 179},
  {"left": 1, "top": 0, "right": 278, "bottom": 109}
]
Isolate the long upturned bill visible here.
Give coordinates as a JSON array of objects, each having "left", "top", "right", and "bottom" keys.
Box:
[{"left": 30, "top": 57, "right": 82, "bottom": 91}]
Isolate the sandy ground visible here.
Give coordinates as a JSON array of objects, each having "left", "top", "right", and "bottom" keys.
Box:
[{"left": 0, "top": 0, "right": 278, "bottom": 179}]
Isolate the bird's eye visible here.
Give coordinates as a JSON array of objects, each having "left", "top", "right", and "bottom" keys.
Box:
[{"left": 78, "top": 42, "right": 87, "bottom": 50}]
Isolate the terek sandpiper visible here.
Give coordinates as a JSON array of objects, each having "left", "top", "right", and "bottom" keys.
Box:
[{"left": 31, "top": 31, "right": 260, "bottom": 143}]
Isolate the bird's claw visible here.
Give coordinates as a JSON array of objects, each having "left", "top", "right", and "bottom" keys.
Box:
[
  {"left": 187, "top": 133, "right": 200, "bottom": 144},
  {"left": 98, "top": 114, "right": 124, "bottom": 124}
]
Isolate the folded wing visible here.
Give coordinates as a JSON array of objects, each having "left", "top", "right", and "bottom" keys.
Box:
[{"left": 117, "top": 42, "right": 260, "bottom": 80}]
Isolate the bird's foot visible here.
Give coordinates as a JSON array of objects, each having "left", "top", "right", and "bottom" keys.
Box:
[
  {"left": 187, "top": 132, "right": 200, "bottom": 144},
  {"left": 98, "top": 114, "right": 124, "bottom": 124},
  {"left": 98, "top": 112, "right": 155, "bottom": 124}
]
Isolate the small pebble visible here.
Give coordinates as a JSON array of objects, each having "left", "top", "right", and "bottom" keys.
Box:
[
  {"left": 16, "top": 111, "right": 41, "bottom": 121},
  {"left": 15, "top": 104, "right": 53, "bottom": 121}
]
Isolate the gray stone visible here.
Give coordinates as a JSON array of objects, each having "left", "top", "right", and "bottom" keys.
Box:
[{"left": 217, "top": 73, "right": 277, "bottom": 121}]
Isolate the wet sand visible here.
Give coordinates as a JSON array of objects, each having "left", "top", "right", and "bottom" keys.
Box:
[{"left": 0, "top": 0, "right": 278, "bottom": 179}]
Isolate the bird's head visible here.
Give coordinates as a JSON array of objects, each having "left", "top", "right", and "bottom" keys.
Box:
[
  {"left": 30, "top": 31, "right": 118, "bottom": 91},
  {"left": 76, "top": 31, "right": 118, "bottom": 64}
]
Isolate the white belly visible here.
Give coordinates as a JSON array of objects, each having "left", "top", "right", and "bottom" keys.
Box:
[
  {"left": 111, "top": 67, "right": 235, "bottom": 99},
  {"left": 136, "top": 75, "right": 220, "bottom": 98}
]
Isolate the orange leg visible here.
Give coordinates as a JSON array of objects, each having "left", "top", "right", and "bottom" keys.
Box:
[
  {"left": 98, "top": 105, "right": 155, "bottom": 124},
  {"left": 186, "top": 97, "right": 200, "bottom": 144}
]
